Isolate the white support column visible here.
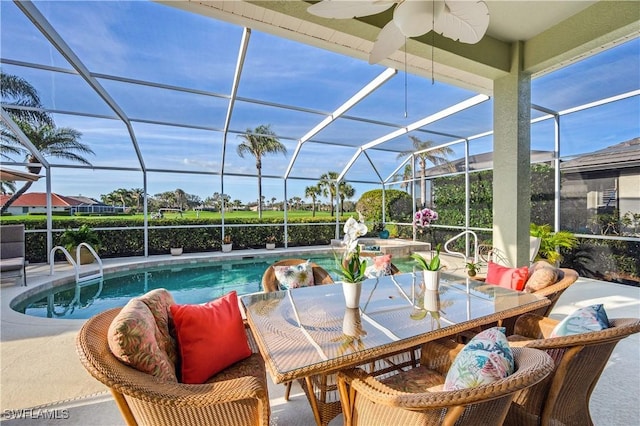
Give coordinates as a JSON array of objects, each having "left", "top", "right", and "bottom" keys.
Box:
[{"left": 493, "top": 41, "right": 531, "bottom": 267}]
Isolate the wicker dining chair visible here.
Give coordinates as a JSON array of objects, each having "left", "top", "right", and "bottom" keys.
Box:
[
  {"left": 504, "top": 314, "right": 640, "bottom": 426},
  {"left": 76, "top": 307, "right": 271, "bottom": 426},
  {"left": 261, "top": 258, "right": 334, "bottom": 292},
  {"left": 337, "top": 341, "right": 555, "bottom": 426},
  {"left": 261, "top": 258, "right": 335, "bottom": 403}
]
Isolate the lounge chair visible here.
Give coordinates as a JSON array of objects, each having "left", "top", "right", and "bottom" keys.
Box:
[{"left": 1, "top": 224, "right": 27, "bottom": 286}]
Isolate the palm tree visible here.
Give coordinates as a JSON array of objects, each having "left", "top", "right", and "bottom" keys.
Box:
[
  {"left": 236, "top": 124, "right": 287, "bottom": 219},
  {"left": 319, "top": 171, "right": 339, "bottom": 216},
  {"left": 113, "top": 188, "right": 131, "bottom": 211},
  {"left": 0, "top": 72, "right": 52, "bottom": 140},
  {"left": 338, "top": 181, "right": 355, "bottom": 214},
  {"left": 305, "top": 184, "right": 321, "bottom": 217},
  {"left": 1, "top": 120, "right": 94, "bottom": 214},
  {"left": 396, "top": 136, "right": 454, "bottom": 207},
  {"left": 130, "top": 187, "right": 144, "bottom": 210},
  {"left": 1, "top": 180, "right": 16, "bottom": 195}
]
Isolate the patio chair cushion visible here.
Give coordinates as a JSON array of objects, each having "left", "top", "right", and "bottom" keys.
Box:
[
  {"left": 444, "top": 327, "right": 514, "bottom": 390},
  {"left": 364, "top": 254, "right": 393, "bottom": 278},
  {"left": 486, "top": 262, "right": 529, "bottom": 291},
  {"left": 108, "top": 296, "right": 178, "bottom": 382},
  {"left": 170, "top": 291, "right": 251, "bottom": 384},
  {"left": 524, "top": 263, "right": 559, "bottom": 293},
  {"left": 550, "top": 304, "right": 610, "bottom": 337},
  {"left": 274, "top": 260, "right": 314, "bottom": 289}
]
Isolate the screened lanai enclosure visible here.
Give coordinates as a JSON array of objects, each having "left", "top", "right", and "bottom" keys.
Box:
[{"left": 1, "top": 1, "right": 639, "bottom": 284}]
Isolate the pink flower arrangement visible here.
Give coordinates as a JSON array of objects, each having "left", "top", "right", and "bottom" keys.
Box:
[{"left": 413, "top": 208, "right": 438, "bottom": 228}]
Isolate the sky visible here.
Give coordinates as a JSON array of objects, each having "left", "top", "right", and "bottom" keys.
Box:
[{"left": 1, "top": 0, "right": 638, "bottom": 205}]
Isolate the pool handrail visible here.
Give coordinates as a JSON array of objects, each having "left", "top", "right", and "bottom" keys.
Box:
[{"left": 49, "top": 243, "right": 103, "bottom": 283}]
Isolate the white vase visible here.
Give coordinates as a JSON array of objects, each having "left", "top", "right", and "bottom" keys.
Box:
[
  {"left": 342, "top": 281, "right": 362, "bottom": 309},
  {"left": 423, "top": 270, "right": 440, "bottom": 291},
  {"left": 170, "top": 247, "right": 183, "bottom": 256},
  {"left": 424, "top": 290, "right": 440, "bottom": 312},
  {"left": 342, "top": 308, "right": 361, "bottom": 337},
  {"left": 221, "top": 243, "right": 233, "bottom": 253},
  {"left": 266, "top": 243, "right": 276, "bottom": 250}
]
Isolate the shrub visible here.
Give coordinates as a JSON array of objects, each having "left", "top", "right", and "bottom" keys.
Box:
[{"left": 355, "top": 189, "right": 412, "bottom": 231}]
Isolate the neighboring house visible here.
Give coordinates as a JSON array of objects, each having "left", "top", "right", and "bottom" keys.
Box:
[
  {"left": 561, "top": 138, "right": 640, "bottom": 235},
  {"left": 0, "top": 192, "right": 121, "bottom": 215}
]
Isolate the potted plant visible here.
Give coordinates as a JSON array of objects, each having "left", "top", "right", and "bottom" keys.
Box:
[
  {"left": 336, "top": 216, "right": 369, "bottom": 308},
  {"left": 530, "top": 223, "right": 578, "bottom": 266},
  {"left": 222, "top": 234, "right": 233, "bottom": 253},
  {"left": 465, "top": 261, "right": 479, "bottom": 277},
  {"left": 169, "top": 230, "right": 183, "bottom": 256},
  {"left": 411, "top": 244, "right": 442, "bottom": 291},
  {"left": 60, "top": 224, "right": 101, "bottom": 264},
  {"left": 266, "top": 235, "right": 276, "bottom": 250}
]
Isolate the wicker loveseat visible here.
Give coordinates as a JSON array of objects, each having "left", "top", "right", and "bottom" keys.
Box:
[{"left": 76, "top": 297, "right": 270, "bottom": 426}]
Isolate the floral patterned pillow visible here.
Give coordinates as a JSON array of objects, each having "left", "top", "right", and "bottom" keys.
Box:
[
  {"left": 443, "top": 327, "right": 514, "bottom": 391},
  {"left": 550, "top": 304, "right": 609, "bottom": 337},
  {"left": 138, "top": 288, "right": 178, "bottom": 366},
  {"left": 274, "top": 260, "right": 314, "bottom": 289},
  {"left": 364, "top": 254, "right": 392, "bottom": 278},
  {"left": 108, "top": 297, "right": 178, "bottom": 382}
]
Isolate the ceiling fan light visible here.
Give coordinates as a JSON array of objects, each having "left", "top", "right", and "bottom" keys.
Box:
[{"left": 393, "top": 0, "right": 445, "bottom": 37}]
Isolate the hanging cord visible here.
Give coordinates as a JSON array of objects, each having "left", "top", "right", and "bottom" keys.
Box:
[
  {"left": 431, "top": 0, "right": 435, "bottom": 84},
  {"left": 404, "top": 38, "right": 408, "bottom": 118}
]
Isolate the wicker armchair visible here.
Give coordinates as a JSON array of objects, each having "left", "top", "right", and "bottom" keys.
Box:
[
  {"left": 76, "top": 307, "right": 270, "bottom": 426},
  {"left": 504, "top": 314, "right": 640, "bottom": 426},
  {"left": 337, "top": 340, "right": 554, "bottom": 426},
  {"left": 261, "top": 258, "right": 334, "bottom": 292}
]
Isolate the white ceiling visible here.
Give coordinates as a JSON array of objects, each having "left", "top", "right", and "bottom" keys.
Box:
[
  {"left": 484, "top": 0, "right": 598, "bottom": 41},
  {"left": 165, "top": 0, "right": 637, "bottom": 94}
]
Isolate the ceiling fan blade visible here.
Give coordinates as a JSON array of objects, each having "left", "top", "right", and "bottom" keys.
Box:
[
  {"left": 435, "top": 0, "right": 490, "bottom": 44},
  {"left": 369, "top": 21, "right": 406, "bottom": 64},
  {"left": 307, "top": 0, "right": 396, "bottom": 19}
]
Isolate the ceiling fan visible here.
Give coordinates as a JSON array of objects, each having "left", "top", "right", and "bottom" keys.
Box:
[{"left": 307, "top": 0, "right": 490, "bottom": 64}]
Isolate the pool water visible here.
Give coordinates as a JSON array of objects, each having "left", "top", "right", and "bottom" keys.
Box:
[{"left": 13, "top": 254, "right": 417, "bottom": 320}]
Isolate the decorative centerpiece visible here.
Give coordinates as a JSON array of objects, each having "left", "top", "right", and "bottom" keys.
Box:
[
  {"left": 335, "top": 214, "right": 368, "bottom": 308},
  {"left": 411, "top": 244, "right": 442, "bottom": 291}
]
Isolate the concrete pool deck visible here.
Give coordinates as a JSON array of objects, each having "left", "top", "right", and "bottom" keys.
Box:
[{"left": 1, "top": 248, "right": 639, "bottom": 425}]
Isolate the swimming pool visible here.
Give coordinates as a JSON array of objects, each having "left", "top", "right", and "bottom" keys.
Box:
[{"left": 12, "top": 254, "right": 416, "bottom": 319}]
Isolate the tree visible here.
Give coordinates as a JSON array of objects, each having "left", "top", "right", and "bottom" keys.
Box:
[
  {"left": 1, "top": 120, "right": 94, "bottom": 214},
  {"left": 319, "top": 171, "right": 339, "bottom": 216},
  {"left": 1, "top": 180, "right": 16, "bottom": 195},
  {"left": 396, "top": 136, "right": 454, "bottom": 207},
  {"left": 130, "top": 188, "right": 144, "bottom": 210},
  {"left": 0, "top": 72, "right": 52, "bottom": 158},
  {"left": 236, "top": 124, "right": 287, "bottom": 219},
  {"left": 305, "top": 184, "right": 321, "bottom": 217},
  {"left": 113, "top": 188, "right": 131, "bottom": 209},
  {"left": 338, "top": 181, "right": 355, "bottom": 213}
]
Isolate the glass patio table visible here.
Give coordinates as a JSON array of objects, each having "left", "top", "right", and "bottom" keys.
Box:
[{"left": 241, "top": 272, "right": 550, "bottom": 426}]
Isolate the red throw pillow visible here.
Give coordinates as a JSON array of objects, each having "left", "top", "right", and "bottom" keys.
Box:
[
  {"left": 170, "top": 291, "right": 251, "bottom": 384},
  {"left": 486, "top": 262, "right": 529, "bottom": 291}
]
